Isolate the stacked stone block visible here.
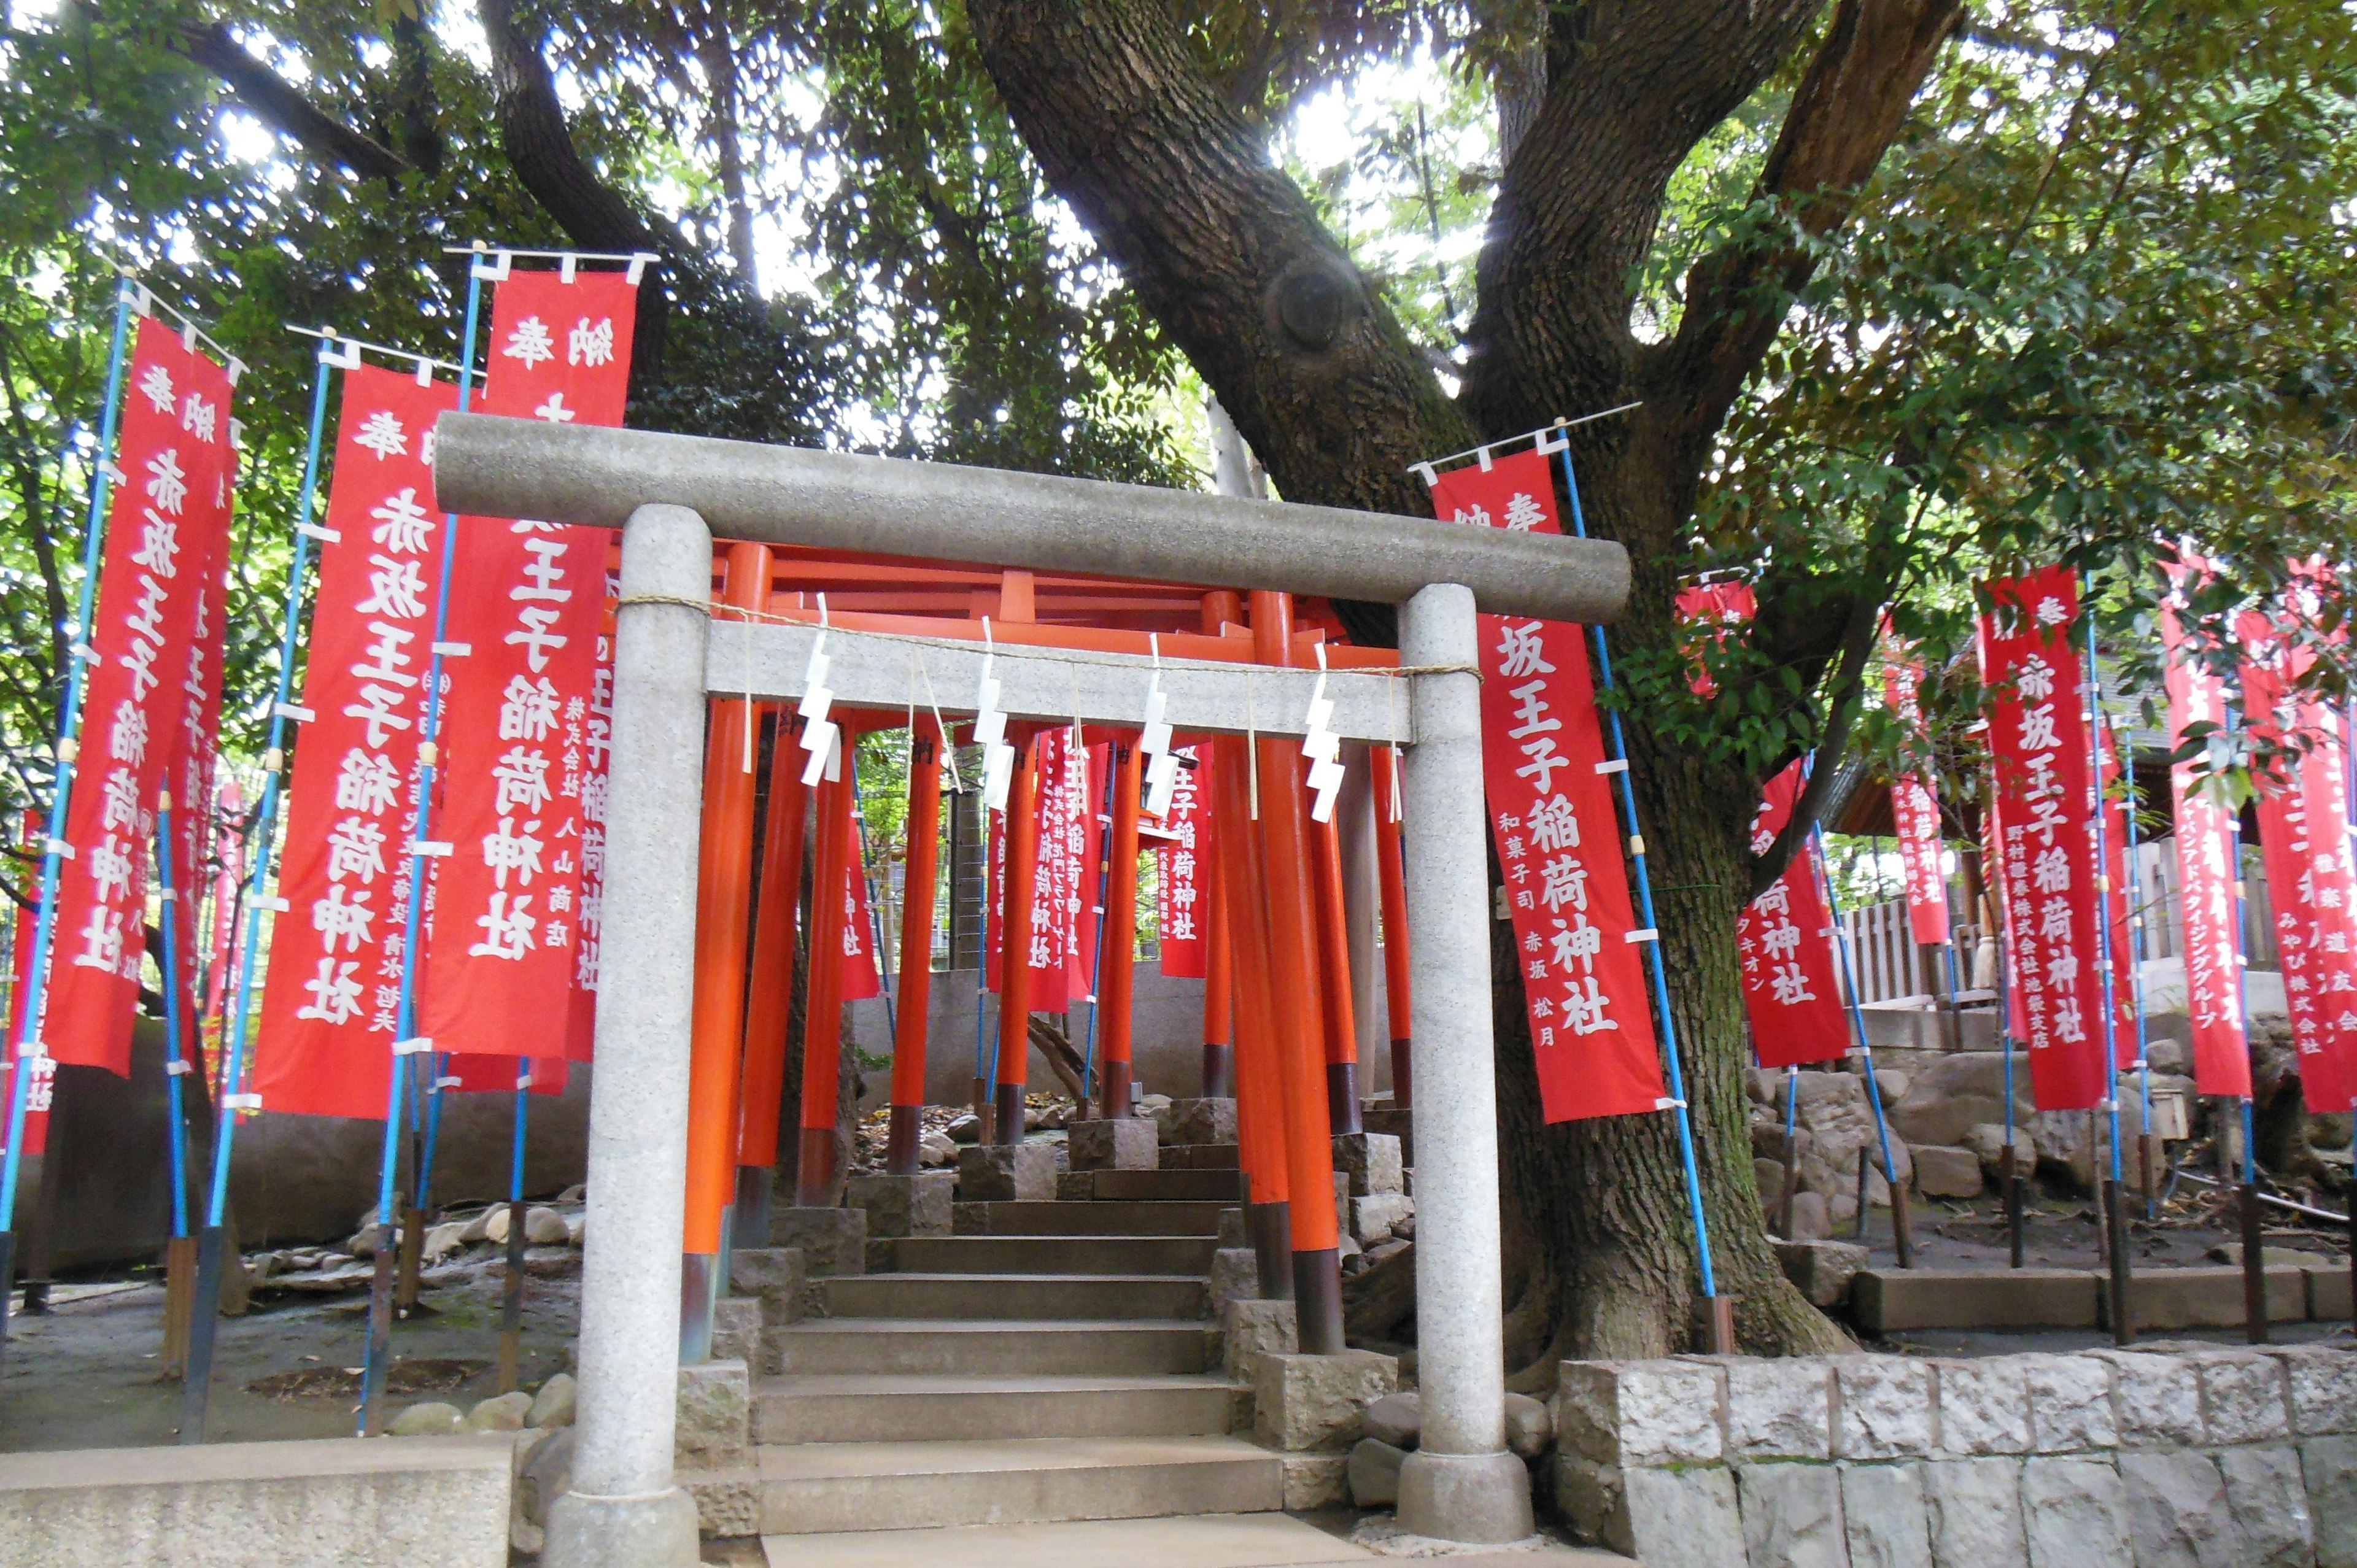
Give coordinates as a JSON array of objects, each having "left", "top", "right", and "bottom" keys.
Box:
[{"left": 1549, "top": 1345, "right": 2357, "bottom": 1568}]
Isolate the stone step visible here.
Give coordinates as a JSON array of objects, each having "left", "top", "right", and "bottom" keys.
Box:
[
  {"left": 885, "top": 1235, "right": 1219, "bottom": 1276},
  {"left": 823, "top": 1273, "right": 1209, "bottom": 1321},
  {"left": 754, "top": 1372, "right": 1240, "bottom": 1444},
  {"left": 1081, "top": 1168, "right": 1249, "bottom": 1203},
  {"left": 1159, "top": 1143, "right": 1242, "bottom": 1170},
  {"left": 759, "top": 1514, "right": 1632, "bottom": 1568},
  {"left": 770, "top": 1320, "right": 1214, "bottom": 1377},
  {"left": 975, "top": 1201, "right": 1228, "bottom": 1237},
  {"left": 754, "top": 1435, "right": 1282, "bottom": 1535}
]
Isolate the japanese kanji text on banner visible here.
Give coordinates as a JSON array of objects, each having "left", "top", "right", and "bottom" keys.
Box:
[{"left": 1738, "top": 763, "right": 1851, "bottom": 1068}]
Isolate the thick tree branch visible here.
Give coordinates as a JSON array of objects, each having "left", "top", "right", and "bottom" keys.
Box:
[
  {"left": 1746, "top": 580, "right": 1884, "bottom": 897},
  {"left": 1651, "top": 0, "right": 1963, "bottom": 450},
  {"left": 173, "top": 23, "right": 408, "bottom": 183},
  {"left": 697, "top": 6, "right": 760, "bottom": 288}
]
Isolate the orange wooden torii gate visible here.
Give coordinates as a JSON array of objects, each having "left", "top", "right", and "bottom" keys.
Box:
[{"left": 666, "top": 541, "right": 1414, "bottom": 1359}]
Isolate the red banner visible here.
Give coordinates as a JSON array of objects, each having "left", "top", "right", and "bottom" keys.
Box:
[
  {"left": 1674, "top": 581, "right": 1757, "bottom": 697},
  {"left": 842, "top": 810, "right": 883, "bottom": 1003},
  {"left": 565, "top": 573, "right": 617, "bottom": 1062},
  {"left": 2239, "top": 609, "right": 2357, "bottom": 1113},
  {"left": 2158, "top": 580, "right": 2251, "bottom": 1097},
  {"left": 986, "top": 728, "right": 1080, "bottom": 1010},
  {"left": 1738, "top": 762, "right": 1851, "bottom": 1067},
  {"left": 2096, "top": 724, "right": 2140, "bottom": 1067},
  {"left": 1979, "top": 567, "right": 2106, "bottom": 1111},
  {"left": 421, "top": 266, "right": 637, "bottom": 1060},
  {"left": 4, "top": 813, "right": 51, "bottom": 1159},
  {"left": 255, "top": 364, "right": 457, "bottom": 1118},
  {"left": 1432, "top": 448, "right": 1666, "bottom": 1122},
  {"left": 1883, "top": 661, "right": 1953, "bottom": 946},
  {"left": 1154, "top": 746, "right": 1207, "bottom": 976},
  {"left": 46, "top": 317, "right": 237, "bottom": 1075}
]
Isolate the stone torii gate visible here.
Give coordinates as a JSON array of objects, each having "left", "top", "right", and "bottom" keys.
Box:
[{"left": 433, "top": 413, "right": 1630, "bottom": 1568}]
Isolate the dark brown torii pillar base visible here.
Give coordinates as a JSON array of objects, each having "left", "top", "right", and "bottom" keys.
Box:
[
  {"left": 1247, "top": 1201, "right": 1293, "bottom": 1302},
  {"left": 1202, "top": 1044, "right": 1234, "bottom": 1100},
  {"left": 1293, "top": 1248, "right": 1345, "bottom": 1355},
  {"left": 993, "top": 1083, "right": 1027, "bottom": 1147},
  {"left": 1097, "top": 1060, "right": 1134, "bottom": 1124},
  {"left": 794, "top": 1125, "right": 837, "bottom": 1209},
  {"left": 884, "top": 1105, "right": 924, "bottom": 1177},
  {"left": 1326, "top": 1062, "right": 1363, "bottom": 1135}
]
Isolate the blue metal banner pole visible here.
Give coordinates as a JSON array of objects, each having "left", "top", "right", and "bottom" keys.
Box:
[
  {"left": 1554, "top": 441, "right": 1726, "bottom": 1343},
  {"left": 156, "top": 798, "right": 196, "bottom": 1377},
  {"left": 2083, "top": 620, "right": 2134, "bottom": 1343},
  {"left": 0, "top": 280, "right": 139, "bottom": 1291},
  {"left": 180, "top": 336, "right": 339, "bottom": 1442},
  {"left": 1080, "top": 737, "right": 1115, "bottom": 1106},
  {"left": 362, "top": 253, "right": 490, "bottom": 1434},
  {"left": 1810, "top": 820, "right": 1915, "bottom": 1267}
]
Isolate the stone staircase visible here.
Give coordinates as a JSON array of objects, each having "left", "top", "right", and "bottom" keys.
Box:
[{"left": 752, "top": 1161, "right": 1283, "bottom": 1548}]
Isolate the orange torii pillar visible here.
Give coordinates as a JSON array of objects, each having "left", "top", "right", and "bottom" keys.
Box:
[
  {"left": 1248, "top": 590, "right": 1344, "bottom": 1350},
  {"left": 1198, "top": 592, "right": 1236, "bottom": 1098},
  {"left": 793, "top": 751, "right": 856, "bottom": 1205},
  {"left": 991, "top": 732, "right": 1045, "bottom": 1146},
  {"left": 885, "top": 718, "right": 943, "bottom": 1174},
  {"left": 679, "top": 542, "right": 769, "bottom": 1359},
  {"left": 1372, "top": 744, "right": 1413, "bottom": 1110},
  {"left": 735, "top": 706, "right": 810, "bottom": 1235},
  {"left": 1312, "top": 812, "right": 1363, "bottom": 1134},
  {"left": 1209, "top": 730, "right": 1292, "bottom": 1299},
  {"left": 1096, "top": 737, "right": 1145, "bottom": 1119}
]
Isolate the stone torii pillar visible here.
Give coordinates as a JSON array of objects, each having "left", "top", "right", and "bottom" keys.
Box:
[{"left": 433, "top": 414, "right": 1630, "bottom": 1561}]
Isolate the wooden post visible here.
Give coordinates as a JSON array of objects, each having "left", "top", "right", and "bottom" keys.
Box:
[
  {"left": 1312, "top": 811, "right": 1362, "bottom": 1134},
  {"left": 735, "top": 707, "right": 810, "bottom": 1220},
  {"left": 886, "top": 719, "right": 944, "bottom": 1172},
  {"left": 2003, "top": 1142, "right": 2026, "bottom": 1268},
  {"left": 1371, "top": 744, "right": 1413, "bottom": 1110},
  {"left": 1210, "top": 730, "right": 1293, "bottom": 1299},
  {"left": 2240, "top": 1181, "right": 2269, "bottom": 1344},
  {"left": 795, "top": 765, "right": 854, "bottom": 1202},
  {"left": 991, "top": 735, "right": 1042, "bottom": 1146},
  {"left": 1096, "top": 738, "right": 1144, "bottom": 1121},
  {"left": 1198, "top": 591, "right": 1237, "bottom": 1099}
]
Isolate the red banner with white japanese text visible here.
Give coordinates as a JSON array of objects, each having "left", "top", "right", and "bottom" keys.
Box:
[
  {"left": 4, "top": 813, "right": 51, "bottom": 1158},
  {"left": 1979, "top": 567, "right": 2107, "bottom": 1111},
  {"left": 2239, "top": 608, "right": 2357, "bottom": 1113},
  {"left": 1431, "top": 449, "right": 1666, "bottom": 1122},
  {"left": 2158, "top": 578, "right": 2251, "bottom": 1097},
  {"left": 843, "top": 812, "right": 882, "bottom": 1002},
  {"left": 1738, "top": 762, "right": 1851, "bottom": 1067},
  {"left": 422, "top": 266, "right": 637, "bottom": 1059},
  {"left": 2096, "top": 724, "right": 2140, "bottom": 1067},
  {"left": 1883, "top": 661, "right": 1953, "bottom": 946},
  {"left": 45, "top": 317, "right": 237, "bottom": 1075},
  {"left": 254, "top": 363, "right": 457, "bottom": 1118},
  {"left": 1155, "top": 746, "right": 1208, "bottom": 976},
  {"left": 986, "top": 728, "right": 1080, "bottom": 1011},
  {"left": 565, "top": 568, "right": 617, "bottom": 1062}
]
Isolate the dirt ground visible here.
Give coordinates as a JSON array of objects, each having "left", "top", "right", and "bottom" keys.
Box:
[{"left": 0, "top": 1249, "right": 579, "bottom": 1452}]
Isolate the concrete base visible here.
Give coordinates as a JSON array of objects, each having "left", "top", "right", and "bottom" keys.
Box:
[
  {"left": 543, "top": 1485, "right": 702, "bottom": 1568},
  {"left": 0, "top": 1435, "right": 514, "bottom": 1567},
  {"left": 958, "top": 1143, "right": 1062, "bottom": 1202},
  {"left": 1396, "top": 1448, "right": 1536, "bottom": 1547},
  {"left": 770, "top": 1207, "right": 867, "bottom": 1277},
  {"left": 844, "top": 1172, "right": 956, "bottom": 1238},
  {"left": 1069, "top": 1118, "right": 1161, "bottom": 1172}
]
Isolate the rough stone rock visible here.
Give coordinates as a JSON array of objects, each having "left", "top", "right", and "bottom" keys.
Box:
[
  {"left": 1757, "top": 1157, "right": 1791, "bottom": 1215},
  {"left": 1364, "top": 1391, "right": 1421, "bottom": 1450},
  {"left": 918, "top": 1130, "right": 957, "bottom": 1167},
  {"left": 458, "top": 1210, "right": 494, "bottom": 1245},
  {"left": 2120, "top": 1450, "right": 2242, "bottom": 1568},
  {"left": 1067, "top": 1118, "right": 1160, "bottom": 1172},
  {"left": 683, "top": 1469, "right": 761, "bottom": 1540},
  {"left": 2018, "top": 1457, "right": 2132, "bottom": 1568},
  {"left": 1619, "top": 1465, "right": 1746, "bottom": 1568},
  {"left": 1253, "top": 1349, "right": 1398, "bottom": 1452},
  {"left": 1775, "top": 1239, "right": 1867, "bottom": 1310},
  {"left": 1888, "top": 1054, "right": 2037, "bottom": 1153},
  {"left": 1332, "top": 1132, "right": 1404, "bottom": 1196},
  {"left": 1209, "top": 1248, "right": 1259, "bottom": 1311},
  {"left": 2215, "top": 1445, "right": 2315, "bottom": 1568},
  {"left": 1749, "top": 1065, "right": 1781, "bottom": 1105},
  {"left": 481, "top": 1208, "right": 513, "bottom": 1246},
  {"left": 1967, "top": 1122, "right": 2038, "bottom": 1180},
  {"left": 388, "top": 1401, "right": 463, "bottom": 1436},
  {"left": 1787, "top": 1190, "right": 1833, "bottom": 1242},
  {"left": 843, "top": 1171, "right": 955, "bottom": 1238},
  {"left": 945, "top": 1113, "right": 983, "bottom": 1144},
  {"left": 2183, "top": 1350, "right": 2292, "bottom": 1445},
  {"left": 1922, "top": 1457, "right": 2029, "bottom": 1568},
  {"left": 711, "top": 1296, "right": 764, "bottom": 1366},
  {"left": 1739, "top": 1463, "right": 1846, "bottom": 1568},
  {"left": 675, "top": 1359, "right": 751, "bottom": 1469},
  {"left": 2084, "top": 1350, "right": 2202, "bottom": 1448},
  {"left": 1842, "top": 1462, "right": 1934, "bottom": 1568},
  {"left": 2301, "top": 1435, "right": 2357, "bottom": 1568},
  {"left": 1364, "top": 1238, "right": 1410, "bottom": 1267},
  {"left": 1783, "top": 1070, "right": 1914, "bottom": 1205},
  {"left": 1171, "top": 1096, "right": 1238, "bottom": 1146},
  {"left": 465, "top": 1391, "right": 533, "bottom": 1432},
  {"left": 1280, "top": 1452, "right": 1349, "bottom": 1510},
  {"left": 561, "top": 1212, "right": 585, "bottom": 1246},
  {"left": 2260, "top": 1346, "right": 2357, "bottom": 1437},
  {"left": 1911, "top": 1145, "right": 1986, "bottom": 1199},
  {"left": 422, "top": 1222, "right": 469, "bottom": 1262},
  {"left": 1347, "top": 1437, "right": 1407, "bottom": 1506},
  {"left": 1836, "top": 1356, "right": 1938, "bottom": 1461},
  {"left": 1221, "top": 1297, "right": 1298, "bottom": 1383},
  {"left": 1720, "top": 1355, "right": 1832, "bottom": 1461},
  {"left": 956, "top": 1143, "right": 1061, "bottom": 1203},
  {"left": 768, "top": 1207, "right": 868, "bottom": 1276},
  {"left": 517, "top": 1426, "right": 575, "bottom": 1530},
  {"left": 1504, "top": 1391, "right": 1552, "bottom": 1459},
  {"left": 728, "top": 1247, "right": 808, "bottom": 1335},
  {"left": 1056, "top": 1171, "right": 1096, "bottom": 1202},
  {"left": 2021, "top": 1354, "right": 2118, "bottom": 1453},
  {"left": 1937, "top": 1357, "right": 2032, "bottom": 1456},
  {"left": 526, "top": 1373, "right": 576, "bottom": 1429},
  {"left": 1349, "top": 1192, "right": 1413, "bottom": 1245},
  {"left": 523, "top": 1206, "right": 569, "bottom": 1245},
  {"left": 1555, "top": 1358, "right": 1725, "bottom": 1467}
]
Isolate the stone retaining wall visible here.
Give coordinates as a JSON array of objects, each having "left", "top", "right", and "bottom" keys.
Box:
[{"left": 1550, "top": 1343, "right": 2357, "bottom": 1567}]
